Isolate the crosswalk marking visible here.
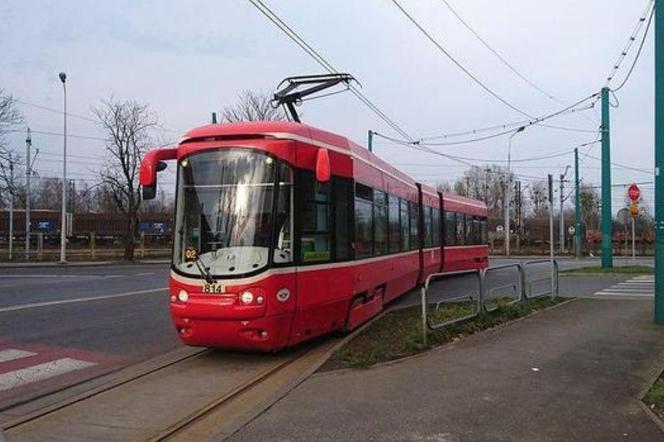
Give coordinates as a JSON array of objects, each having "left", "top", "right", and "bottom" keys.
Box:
[
  {"left": 594, "top": 275, "right": 655, "bottom": 298},
  {"left": 0, "top": 349, "right": 36, "bottom": 364},
  {"left": 0, "top": 358, "right": 96, "bottom": 392}
]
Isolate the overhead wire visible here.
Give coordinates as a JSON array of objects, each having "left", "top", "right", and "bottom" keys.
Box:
[
  {"left": 437, "top": 0, "right": 564, "bottom": 106},
  {"left": 373, "top": 92, "right": 599, "bottom": 147},
  {"left": 612, "top": 1, "right": 654, "bottom": 92},
  {"left": 248, "top": 0, "right": 414, "bottom": 141},
  {"left": 604, "top": 0, "right": 654, "bottom": 89},
  {"left": 391, "top": 0, "right": 535, "bottom": 119}
]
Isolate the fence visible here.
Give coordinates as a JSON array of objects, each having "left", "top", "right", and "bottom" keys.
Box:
[
  {"left": 0, "top": 231, "right": 171, "bottom": 262},
  {"left": 420, "top": 260, "right": 559, "bottom": 346}
]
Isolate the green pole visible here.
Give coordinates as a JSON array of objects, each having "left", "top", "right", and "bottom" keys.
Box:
[
  {"left": 368, "top": 130, "right": 374, "bottom": 153},
  {"left": 574, "top": 148, "right": 581, "bottom": 258},
  {"left": 655, "top": 0, "right": 664, "bottom": 324},
  {"left": 601, "top": 87, "right": 613, "bottom": 268}
]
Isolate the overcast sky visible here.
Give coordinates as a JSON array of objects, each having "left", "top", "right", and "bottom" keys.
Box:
[{"left": 0, "top": 0, "right": 656, "bottom": 211}]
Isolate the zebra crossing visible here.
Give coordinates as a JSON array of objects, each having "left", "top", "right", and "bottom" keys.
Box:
[
  {"left": 0, "top": 341, "right": 123, "bottom": 403},
  {"left": 594, "top": 274, "right": 654, "bottom": 298}
]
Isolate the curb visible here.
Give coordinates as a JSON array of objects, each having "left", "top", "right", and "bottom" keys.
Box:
[{"left": 0, "top": 260, "right": 169, "bottom": 269}]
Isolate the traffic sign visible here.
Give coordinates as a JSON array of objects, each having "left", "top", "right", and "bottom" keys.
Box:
[
  {"left": 628, "top": 183, "right": 641, "bottom": 202},
  {"left": 496, "top": 225, "right": 504, "bottom": 233}
]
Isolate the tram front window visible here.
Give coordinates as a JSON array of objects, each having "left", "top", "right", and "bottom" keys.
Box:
[{"left": 173, "top": 149, "right": 293, "bottom": 278}]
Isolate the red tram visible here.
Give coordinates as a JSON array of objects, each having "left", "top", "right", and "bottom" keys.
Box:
[{"left": 140, "top": 121, "right": 488, "bottom": 351}]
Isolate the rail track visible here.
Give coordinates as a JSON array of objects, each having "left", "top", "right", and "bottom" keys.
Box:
[{"left": 2, "top": 338, "right": 339, "bottom": 442}]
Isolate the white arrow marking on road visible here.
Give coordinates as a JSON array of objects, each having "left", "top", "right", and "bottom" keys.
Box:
[{"left": 0, "top": 288, "right": 167, "bottom": 314}]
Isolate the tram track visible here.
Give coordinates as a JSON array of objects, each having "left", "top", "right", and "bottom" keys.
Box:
[{"left": 2, "top": 338, "right": 340, "bottom": 442}]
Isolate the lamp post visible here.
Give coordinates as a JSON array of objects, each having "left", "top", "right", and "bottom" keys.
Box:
[
  {"left": 59, "top": 72, "right": 67, "bottom": 264},
  {"left": 505, "top": 126, "right": 525, "bottom": 256}
]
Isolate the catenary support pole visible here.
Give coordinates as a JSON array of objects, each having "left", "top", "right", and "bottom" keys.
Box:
[
  {"left": 368, "top": 130, "right": 373, "bottom": 153},
  {"left": 574, "top": 148, "right": 581, "bottom": 259},
  {"left": 601, "top": 87, "right": 613, "bottom": 268},
  {"left": 655, "top": 0, "right": 664, "bottom": 324}
]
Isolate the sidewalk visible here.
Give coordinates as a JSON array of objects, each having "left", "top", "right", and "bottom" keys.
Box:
[{"left": 232, "top": 298, "right": 664, "bottom": 441}]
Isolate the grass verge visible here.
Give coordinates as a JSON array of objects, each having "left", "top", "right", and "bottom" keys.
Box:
[
  {"left": 562, "top": 265, "right": 653, "bottom": 275},
  {"left": 644, "top": 376, "right": 664, "bottom": 421},
  {"left": 321, "top": 297, "right": 567, "bottom": 371}
]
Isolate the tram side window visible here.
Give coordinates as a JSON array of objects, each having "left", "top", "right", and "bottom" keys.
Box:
[
  {"left": 388, "top": 195, "right": 400, "bottom": 253},
  {"left": 472, "top": 216, "right": 482, "bottom": 245},
  {"left": 432, "top": 208, "right": 441, "bottom": 247},
  {"left": 424, "top": 206, "right": 433, "bottom": 248},
  {"left": 354, "top": 184, "right": 373, "bottom": 259},
  {"left": 374, "top": 191, "right": 388, "bottom": 255},
  {"left": 445, "top": 212, "right": 456, "bottom": 246},
  {"left": 301, "top": 172, "right": 331, "bottom": 263},
  {"left": 409, "top": 201, "right": 419, "bottom": 250},
  {"left": 480, "top": 217, "right": 488, "bottom": 244},
  {"left": 334, "top": 178, "right": 352, "bottom": 261},
  {"left": 456, "top": 212, "right": 465, "bottom": 245},
  {"left": 400, "top": 199, "right": 410, "bottom": 251}
]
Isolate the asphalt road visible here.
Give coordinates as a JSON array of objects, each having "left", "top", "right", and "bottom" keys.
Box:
[
  {"left": 0, "top": 256, "right": 650, "bottom": 411},
  {"left": 0, "top": 263, "right": 179, "bottom": 409}
]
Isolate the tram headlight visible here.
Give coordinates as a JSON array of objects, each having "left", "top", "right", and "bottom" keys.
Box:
[
  {"left": 177, "top": 290, "right": 189, "bottom": 303},
  {"left": 256, "top": 296, "right": 264, "bottom": 305},
  {"left": 240, "top": 291, "right": 254, "bottom": 305}
]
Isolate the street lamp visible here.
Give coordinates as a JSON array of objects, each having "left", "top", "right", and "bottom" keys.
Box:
[
  {"left": 504, "top": 126, "right": 525, "bottom": 257},
  {"left": 59, "top": 72, "right": 67, "bottom": 264}
]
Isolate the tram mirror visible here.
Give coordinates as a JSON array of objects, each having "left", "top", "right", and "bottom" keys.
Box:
[
  {"left": 140, "top": 147, "right": 178, "bottom": 200},
  {"left": 316, "top": 148, "right": 331, "bottom": 183}
]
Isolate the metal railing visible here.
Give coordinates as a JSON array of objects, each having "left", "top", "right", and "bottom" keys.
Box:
[
  {"left": 523, "top": 259, "right": 559, "bottom": 299},
  {"left": 420, "top": 259, "right": 559, "bottom": 345},
  {"left": 420, "top": 270, "right": 482, "bottom": 346}
]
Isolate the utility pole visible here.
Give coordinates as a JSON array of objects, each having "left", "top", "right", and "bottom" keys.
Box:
[
  {"left": 559, "top": 165, "right": 570, "bottom": 254},
  {"left": 655, "top": 0, "right": 664, "bottom": 324},
  {"left": 560, "top": 174, "right": 565, "bottom": 254},
  {"left": 25, "top": 128, "right": 32, "bottom": 261},
  {"left": 601, "top": 86, "right": 613, "bottom": 268},
  {"left": 548, "top": 174, "right": 555, "bottom": 296},
  {"left": 516, "top": 181, "right": 522, "bottom": 252},
  {"left": 505, "top": 126, "right": 525, "bottom": 257},
  {"left": 368, "top": 130, "right": 373, "bottom": 153},
  {"left": 574, "top": 148, "right": 581, "bottom": 259},
  {"left": 8, "top": 160, "right": 14, "bottom": 261}
]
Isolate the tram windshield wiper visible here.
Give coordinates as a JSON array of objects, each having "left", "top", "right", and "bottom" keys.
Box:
[{"left": 193, "top": 257, "right": 215, "bottom": 284}]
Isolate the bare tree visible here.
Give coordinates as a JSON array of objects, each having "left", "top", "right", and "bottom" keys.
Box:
[
  {"left": 0, "top": 90, "right": 24, "bottom": 209},
  {"left": 221, "top": 90, "right": 286, "bottom": 123},
  {"left": 94, "top": 98, "right": 157, "bottom": 260}
]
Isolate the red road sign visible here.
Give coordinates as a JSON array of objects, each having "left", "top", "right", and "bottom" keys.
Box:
[{"left": 628, "top": 183, "right": 641, "bottom": 202}]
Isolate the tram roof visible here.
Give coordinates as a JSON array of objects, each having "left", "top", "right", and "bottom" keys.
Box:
[{"left": 182, "top": 121, "right": 486, "bottom": 211}]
